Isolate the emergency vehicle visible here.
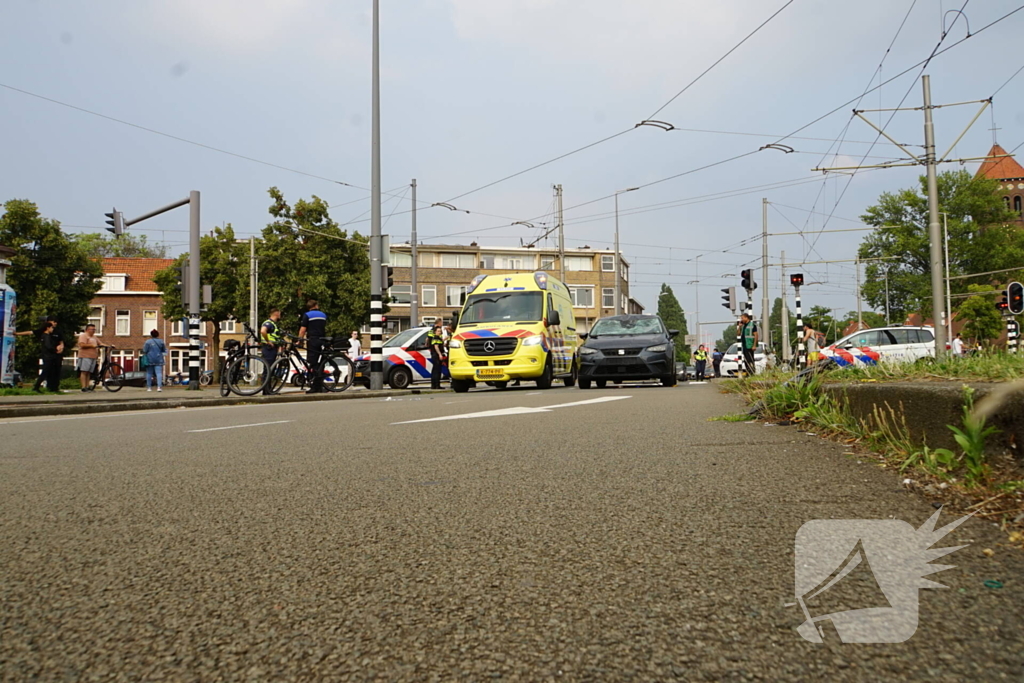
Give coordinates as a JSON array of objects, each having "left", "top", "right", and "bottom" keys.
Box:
[
  {"left": 447, "top": 271, "right": 578, "bottom": 392},
  {"left": 352, "top": 326, "right": 450, "bottom": 389},
  {"left": 819, "top": 326, "right": 935, "bottom": 366}
]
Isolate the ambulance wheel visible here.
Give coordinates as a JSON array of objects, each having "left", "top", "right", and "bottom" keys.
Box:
[
  {"left": 596, "top": 380, "right": 607, "bottom": 388},
  {"left": 452, "top": 379, "right": 473, "bottom": 393},
  {"left": 535, "top": 357, "right": 554, "bottom": 389},
  {"left": 563, "top": 358, "right": 577, "bottom": 387},
  {"left": 388, "top": 366, "right": 412, "bottom": 390},
  {"left": 578, "top": 378, "right": 592, "bottom": 389}
]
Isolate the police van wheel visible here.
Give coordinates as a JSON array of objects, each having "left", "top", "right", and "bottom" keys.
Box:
[
  {"left": 596, "top": 380, "right": 607, "bottom": 388},
  {"left": 388, "top": 366, "right": 412, "bottom": 390},
  {"left": 535, "top": 358, "right": 554, "bottom": 389},
  {"left": 451, "top": 379, "right": 472, "bottom": 393},
  {"left": 563, "top": 359, "right": 577, "bottom": 387},
  {"left": 578, "top": 378, "right": 592, "bottom": 389}
]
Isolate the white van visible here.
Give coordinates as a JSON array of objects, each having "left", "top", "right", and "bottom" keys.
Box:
[
  {"left": 719, "top": 342, "right": 768, "bottom": 376},
  {"left": 819, "top": 326, "right": 935, "bottom": 367}
]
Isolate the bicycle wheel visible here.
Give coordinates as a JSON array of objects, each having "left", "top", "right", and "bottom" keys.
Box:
[
  {"left": 102, "top": 363, "right": 124, "bottom": 392},
  {"left": 267, "top": 357, "right": 291, "bottom": 395},
  {"left": 226, "top": 354, "right": 271, "bottom": 396},
  {"left": 199, "top": 372, "right": 212, "bottom": 386},
  {"left": 324, "top": 355, "right": 353, "bottom": 393}
]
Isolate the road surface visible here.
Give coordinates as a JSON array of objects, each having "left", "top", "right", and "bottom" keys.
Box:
[{"left": 2, "top": 382, "right": 1022, "bottom": 681}]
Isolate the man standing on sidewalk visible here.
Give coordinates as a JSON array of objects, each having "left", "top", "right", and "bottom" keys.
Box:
[
  {"left": 738, "top": 313, "right": 759, "bottom": 376},
  {"left": 33, "top": 316, "right": 63, "bottom": 392},
  {"left": 298, "top": 300, "right": 328, "bottom": 394},
  {"left": 76, "top": 323, "right": 100, "bottom": 391},
  {"left": 260, "top": 308, "right": 283, "bottom": 395}
]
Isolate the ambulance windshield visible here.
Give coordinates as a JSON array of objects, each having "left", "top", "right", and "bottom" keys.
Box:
[{"left": 460, "top": 292, "right": 543, "bottom": 325}]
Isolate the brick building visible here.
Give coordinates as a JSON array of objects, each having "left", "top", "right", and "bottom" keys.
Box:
[
  {"left": 976, "top": 143, "right": 1024, "bottom": 222},
  {"left": 77, "top": 258, "right": 238, "bottom": 373},
  {"left": 379, "top": 244, "right": 643, "bottom": 335}
]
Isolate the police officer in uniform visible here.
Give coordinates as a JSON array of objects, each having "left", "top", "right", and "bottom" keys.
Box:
[
  {"left": 260, "top": 308, "right": 283, "bottom": 395},
  {"left": 693, "top": 344, "right": 709, "bottom": 382},
  {"left": 427, "top": 319, "right": 446, "bottom": 389},
  {"left": 299, "top": 299, "right": 328, "bottom": 393}
]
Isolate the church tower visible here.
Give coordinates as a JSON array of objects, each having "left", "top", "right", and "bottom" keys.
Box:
[{"left": 975, "top": 144, "right": 1024, "bottom": 222}]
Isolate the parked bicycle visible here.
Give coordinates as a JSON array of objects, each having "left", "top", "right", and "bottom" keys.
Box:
[
  {"left": 87, "top": 345, "right": 125, "bottom": 392},
  {"left": 219, "top": 323, "right": 263, "bottom": 396},
  {"left": 265, "top": 334, "right": 353, "bottom": 395}
]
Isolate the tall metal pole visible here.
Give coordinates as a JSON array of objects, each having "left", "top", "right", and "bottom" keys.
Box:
[
  {"left": 614, "top": 192, "right": 621, "bottom": 316},
  {"left": 187, "top": 190, "right": 201, "bottom": 390},
  {"left": 249, "top": 236, "right": 257, "bottom": 335},
  {"left": 761, "top": 198, "right": 769, "bottom": 344},
  {"left": 556, "top": 184, "right": 565, "bottom": 282},
  {"left": 694, "top": 255, "right": 700, "bottom": 349},
  {"left": 884, "top": 268, "right": 890, "bottom": 325},
  {"left": 943, "top": 212, "right": 952, "bottom": 342},
  {"left": 781, "top": 250, "right": 790, "bottom": 361},
  {"left": 795, "top": 286, "right": 804, "bottom": 367},
  {"left": 855, "top": 255, "right": 862, "bottom": 329},
  {"left": 410, "top": 179, "right": 418, "bottom": 327},
  {"left": 923, "top": 75, "right": 948, "bottom": 359},
  {"left": 368, "top": 0, "right": 384, "bottom": 390}
]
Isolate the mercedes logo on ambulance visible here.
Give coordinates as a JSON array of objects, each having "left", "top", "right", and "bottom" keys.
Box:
[{"left": 484, "top": 340, "right": 496, "bottom": 353}]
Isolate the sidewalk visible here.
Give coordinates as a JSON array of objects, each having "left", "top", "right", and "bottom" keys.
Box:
[{"left": 0, "top": 385, "right": 447, "bottom": 419}]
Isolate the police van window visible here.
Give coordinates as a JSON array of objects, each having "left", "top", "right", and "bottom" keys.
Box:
[
  {"left": 849, "top": 330, "right": 881, "bottom": 346},
  {"left": 887, "top": 329, "right": 912, "bottom": 344},
  {"left": 918, "top": 328, "right": 935, "bottom": 342},
  {"left": 460, "top": 292, "right": 543, "bottom": 324}
]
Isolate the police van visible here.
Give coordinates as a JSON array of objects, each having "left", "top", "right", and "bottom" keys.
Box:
[
  {"left": 352, "top": 326, "right": 450, "bottom": 389},
  {"left": 447, "top": 271, "right": 578, "bottom": 392}
]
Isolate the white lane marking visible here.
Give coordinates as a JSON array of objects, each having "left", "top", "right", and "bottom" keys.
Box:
[
  {"left": 0, "top": 402, "right": 282, "bottom": 425},
  {"left": 526, "top": 392, "right": 541, "bottom": 395},
  {"left": 392, "top": 395, "right": 631, "bottom": 425},
  {"left": 187, "top": 420, "right": 293, "bottom": 433}
]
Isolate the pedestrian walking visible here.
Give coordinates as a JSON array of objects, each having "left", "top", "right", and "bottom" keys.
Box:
[
  {"left": 33, "top": 316, "right": 63, "bottom": 392},
  {"left": 951, "top": 332, "right": 964, "bottom": 356},
  {"left": 260, "top": 308, "right": 284, "bottom": 395},
  {"left": 348, "top": 330, "right": 362, "bottom": 357},
  {"left": 711, "top": 347, "right": 723, "bottom": 378},
  {"left": 298, "top": 300, "right": 328, "bottom": 394},
  {"left": 427, "top": 319, "right": 446, "bottom": 389},
  {"left": 738, "top": 313, "right": 759, "bottom": 376},
  {"left": 693, "top": 344, "right": 708, "bottom": 381},
  {"left": 142, "top": 330, "right": 167, "bottom": 392},
  {"left": 76, "top": 323, "right": 100, "bottom": 391},
  {"left": 802, "top": 323, "right": 821, "bottom": 365}
]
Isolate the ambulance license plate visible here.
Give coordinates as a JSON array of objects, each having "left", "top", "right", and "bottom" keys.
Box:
[{"left": 477, "top": 368, "right": 504, "bottom": 377}]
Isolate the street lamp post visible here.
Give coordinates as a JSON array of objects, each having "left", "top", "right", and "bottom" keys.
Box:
[
  {"left": 941, "top": 212, "right": 952, "bottom": 343},
  {"left": 613, "top": 187, "right": 638, "bottom": 316}
]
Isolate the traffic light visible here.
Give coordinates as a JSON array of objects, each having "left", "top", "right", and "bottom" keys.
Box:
[
  {"left": 740, "top": 269, "right": 757, "bottom": 291},
  {"left": 178, "top": 263, "right": 191, "bottom": 306},
  {"left": 720, "top": 286, "right": 736, "bottom": 311},
  {"left": 1009, "top": 281, "right": 1024, "bottom": 315},
  {"left": 382, "top": 264, "right": 394, "bottom": 290},
  {"left": 790, "top": 273, "right": 804, "bottom": 287},
  {"left": 997, "top": 289, "right": 1009, "bottom": 313},
  {"left": 104, "top": 208, "right": 124, "bottom": 236}
]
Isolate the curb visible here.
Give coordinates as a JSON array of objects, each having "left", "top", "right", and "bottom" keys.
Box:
[{"left": 0, "top": 388, "right": 450, "bottom": 419}]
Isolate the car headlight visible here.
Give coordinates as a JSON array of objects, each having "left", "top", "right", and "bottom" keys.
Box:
[
  {"left": 646, "top": 344, "right": 667, "bottom": 353},
  {"left": 522, "top": 335, "right": 545, "bottom": 346},
  {"left": 448, "top": 339, "right": 461, "bottom": 349},
  {"left": 579, "top": 346, "right": 598, "bottom": 355}
]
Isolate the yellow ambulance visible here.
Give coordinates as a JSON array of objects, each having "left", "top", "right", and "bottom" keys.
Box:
[{"left": 447, "top": 272, "right": 578, "bottom": 392}]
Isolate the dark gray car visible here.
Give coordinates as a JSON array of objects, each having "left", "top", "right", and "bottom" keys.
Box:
[{"left": 577, "top": 315, "right": 678, "bottom": 388}]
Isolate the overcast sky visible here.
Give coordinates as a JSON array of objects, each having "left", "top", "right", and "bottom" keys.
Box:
[{"left": 4, "top": 1, "right": 1023, "bottom": 339}]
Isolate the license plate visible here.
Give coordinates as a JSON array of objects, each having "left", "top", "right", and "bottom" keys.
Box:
[{"left": 477, "top": 368, "right": 505, "bottom": 377}]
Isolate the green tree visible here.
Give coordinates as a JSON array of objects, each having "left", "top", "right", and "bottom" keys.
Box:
[
  {"left": 656, "top": 284, "right": 689, "bottom": 362},
  {"left": 957, "top": 284, "right": 1006, "bottom": 347},
  {"left": 73, "top": 232, "right": 167, "bottom": 259},
  {"left": 0, "top": 199, "right": 103, "bottom": 376},
  {"left": 767, "top": 296, "right": 799, "bottom": 357},
  {"left": 859, "top": 169, "right": 1024, "bottom": 321},
  {"left": 256, "top": 187, "right": 371, "bottom": 336},
  {"left": 716, "top": 324, "right": 738, "bottom": 352},
  {"left": 153, "top": 225, "right": 247, "bottom": 382}
]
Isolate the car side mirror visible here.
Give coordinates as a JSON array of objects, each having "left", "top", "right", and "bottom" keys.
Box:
[
  {"left": 579, "top": 332, "right": 588, "bottom": 340},
  {"left": 843, "top": 342, "right": 855, "bottom": 349},
  {"left": 668, "top": 329, "right": 679, "bottom": 338},
  {"left": 548, "top": 310, "right": 561, "bottom": 327}
]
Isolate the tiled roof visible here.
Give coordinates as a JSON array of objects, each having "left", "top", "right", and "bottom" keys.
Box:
[
  {"left": 101, "top": 257, "right": 175, "bottom": 292},
  {"left": 975, "top": 144, "right": 1024, "bottom": 182}
]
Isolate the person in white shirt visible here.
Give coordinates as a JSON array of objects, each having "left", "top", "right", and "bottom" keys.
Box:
[
  {"left": 951, "top": 333, "right": 964, "bottom": 356},
  {"left": 348, "top": 330, "right": 362, "bottom": 357}
]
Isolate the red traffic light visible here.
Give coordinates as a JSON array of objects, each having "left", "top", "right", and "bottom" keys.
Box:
[
  {"left": 1009, "top": 281, "right": 1024, "bottom": 315},
  {"left": 790, "top": 273, "right": 804, "bottom": 287}
]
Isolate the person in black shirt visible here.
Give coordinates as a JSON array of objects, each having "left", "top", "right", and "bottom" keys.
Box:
[
  {"left": 298, "top": 299, "right": 329, "bottom": 393},
  {"left": 33, "top": 316, "right": 64, "bottom": 392}
]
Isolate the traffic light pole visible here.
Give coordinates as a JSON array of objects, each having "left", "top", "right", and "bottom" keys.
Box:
[
  {"left": 922, "top": 75, "right": 948, "bottom": 360},
  {"left": 410, "top": 179, "right": 418, "bottom": 327},
  {"left": 368, "top": 0, "right": 384, "bottom": 391},
  {"left": 794, "top": 285, "right": 804, "bottom": 367}
]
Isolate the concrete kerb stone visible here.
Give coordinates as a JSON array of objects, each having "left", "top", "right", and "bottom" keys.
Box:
[
  {"left": 0, "top": 388, "right": 450, "bottom": 419},
  {"left": 823, "top": 381, "right": 1024, "bottom": 458}
]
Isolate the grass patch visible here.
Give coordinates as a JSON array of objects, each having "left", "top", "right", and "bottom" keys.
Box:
[
  {"left": 0, "top": 387, "right": 59, "bottom": 396},
  {"left": 709, "top": 413, "right": 756, "bottom": 422},
  {"left": 823, "top": 351, "right": 1024, "bottom": 383}
]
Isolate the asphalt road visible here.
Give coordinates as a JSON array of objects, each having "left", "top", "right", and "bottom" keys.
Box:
[{"left": 2, "top": 381, "right": 1022, "bottom": 681}]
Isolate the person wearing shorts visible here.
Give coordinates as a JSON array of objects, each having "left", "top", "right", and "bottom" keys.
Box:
[
  {"left": 803, "top": 323, "right": 820, "bottom": 364},
  {"left": 76, "top": 323, "right": 100, "bottom": 391}
]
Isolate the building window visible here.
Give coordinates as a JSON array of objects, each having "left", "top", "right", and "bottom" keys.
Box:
[
  {"left": 1004, "top": 196, "right": 1011, "bottom": 210},
  {"left": 219, "top": 319, "right": 237, "bottom": 333},
  {"left": 87, "top": 307, "right": 104, "bottom": 335},
  {"left": 143, "top": 310, "right": 158, "bottom": 337},
  {"left": 171, "top": 319, "right": 183, "bottom": 337},
  {"left": 170, "top": 349, "right": 208, "bottom": 374},
  {"left": 1015, "top": 196, "right": 1022, "bottom": 214},
  {"left": 620, "top": 262, "right": 628, "bottom": 280},
  {"left": 564, "top": 256, "right": 593, "bottom": 271},
  {"left": 115, "top": 310, "right": 130, "bottom": 336},
  {"left": 389, "top": 285, "right": 412, "bottom": 305},
  {"left": 602, "top": 288, "right": 614, "bottom": 308},
  {"left": 481, "top": 254, "right": 532, "bottom": 270},
  {"left": 440, "top": 253, "right": 475, "bottom": 268},
  {"left": 421, "top": 285, "right": 437, "bottom": 307},
  {"left": 98, "top": 275, "right": 127, "bottom": 292},
  {"left": 601, "top": 254, "right": 614, "bottom": 272},
  {"left": 391, "top": 252, "right": 412, "bottom": 267},
  {"left": 570, "top": 287, "right": 594, "bottom": 308},
  {"left": 446, "top": 285, "right": 468, "bottom": 306},
  {"left": 540, "top": 255, "right": 555, "bottom": 270}
]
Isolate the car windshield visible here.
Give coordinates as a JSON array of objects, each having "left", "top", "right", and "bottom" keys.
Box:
[
  {"left": 590, "top": 317, "right": 664, "bottom": 337},
  {"left": 460, "top": 292, "right": 543, "bottom": 324},
  {"left": 384, "top": 328, "right": 422, "bottom": 348},
  {"left": 726, "top": 343, "right": 740, "bottom": 354}
]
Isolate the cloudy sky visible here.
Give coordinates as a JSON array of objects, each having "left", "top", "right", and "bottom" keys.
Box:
[{"left": 4, "top": 1, "right": 1023, "bottom": 340}]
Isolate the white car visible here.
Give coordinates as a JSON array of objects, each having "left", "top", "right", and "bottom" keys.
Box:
[
  {"left": 719, "top": 342, "right": 768, "bottom": 376},
  {"left": 819, "top": 326, "right": 935, "bottom": 367}
]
